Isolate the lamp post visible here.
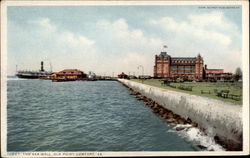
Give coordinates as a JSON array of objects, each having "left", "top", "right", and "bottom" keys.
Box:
[{"left": 137, "top": 65, "right": 144, "bottom": 82}]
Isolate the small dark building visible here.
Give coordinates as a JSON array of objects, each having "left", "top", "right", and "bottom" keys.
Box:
[
  {"left": 139, "top": 75, "right": 152, "bottom": 79},
  {"left": 128, "top": 75, "right": 137, "bottom": 79},
  {"left": 118, "top": 72, "right": 128, "bottom": 79}
]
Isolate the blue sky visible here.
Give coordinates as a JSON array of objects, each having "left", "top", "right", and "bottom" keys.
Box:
[{"left": 7, "top": 5, "right": 242, "bottom": 76}]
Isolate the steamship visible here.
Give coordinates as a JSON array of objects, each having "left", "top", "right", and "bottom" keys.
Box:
[{"left": 16, "top": 61, "right": 52, "bottom": 79}]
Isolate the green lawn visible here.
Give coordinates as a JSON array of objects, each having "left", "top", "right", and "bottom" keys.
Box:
[{"left": 131, "top": 79, "right": 242, "bottom": 105}]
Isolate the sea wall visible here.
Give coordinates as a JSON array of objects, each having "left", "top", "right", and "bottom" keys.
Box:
[{"left": 118, "top": 79, "right": 242, "bottom": 150}]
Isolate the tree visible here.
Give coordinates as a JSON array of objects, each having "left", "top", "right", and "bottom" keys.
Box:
[{"left": 233, "top": 67, "right": 242, "bottom": 81}]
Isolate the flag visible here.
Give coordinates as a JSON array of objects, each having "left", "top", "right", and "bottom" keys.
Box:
[{"left": 163, "top": 45, "right": 168, "bottom": 48}]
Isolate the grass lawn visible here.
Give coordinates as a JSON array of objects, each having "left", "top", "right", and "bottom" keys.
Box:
[{"left": 131, "top": 79, "right": 242, "bottom": 105}]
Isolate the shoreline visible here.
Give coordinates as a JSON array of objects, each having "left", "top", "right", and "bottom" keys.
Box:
[{"left": 118, "top": 80, "right": 242, "bottom": 151}]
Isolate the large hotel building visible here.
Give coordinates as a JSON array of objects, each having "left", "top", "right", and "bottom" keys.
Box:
[{"left": 154, "top": 52, "right": 232, "bottom": 81}]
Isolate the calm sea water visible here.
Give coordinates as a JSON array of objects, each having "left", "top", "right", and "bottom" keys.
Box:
[{"left": 7, "top": 79, "right": 198, "bottom": 151}]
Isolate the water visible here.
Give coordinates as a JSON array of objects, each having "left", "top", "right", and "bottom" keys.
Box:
[{"left": 7, "top": 79, "right": 198, "bottom": 151}]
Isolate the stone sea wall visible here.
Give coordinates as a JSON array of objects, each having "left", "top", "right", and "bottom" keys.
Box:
[{"left": 118, "top": 79, "right": 242, "bottom": 151}]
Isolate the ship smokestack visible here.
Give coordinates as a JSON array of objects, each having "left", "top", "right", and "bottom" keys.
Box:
[{"left": 41, "top": 61, "right": 44, "bottom": 72}]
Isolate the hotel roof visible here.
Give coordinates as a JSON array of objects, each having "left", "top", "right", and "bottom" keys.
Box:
[
  {"left": 52, "top": 69, "right": 84, "bottom": 75},
  {"left": 172, "top": 57, "right": 196, "bottom": 61}
]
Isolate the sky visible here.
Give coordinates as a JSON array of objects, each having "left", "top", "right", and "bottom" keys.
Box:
[{"left": 7, "top": 5, "right": 242, "bottom": 76}]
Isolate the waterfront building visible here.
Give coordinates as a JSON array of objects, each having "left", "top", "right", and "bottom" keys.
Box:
[
  {"left": 204, "top": 65, "right": 233, "bottom": 81},
  {"left": 118, "top": 72, "right": 128, "bottom": 79},
  {"left": 51, "top": 69, "right": 87, "bottom": 80},
  {"left": 153, "top": 52, "right": 233, "bottom": 81},
  {"left": 154, "top": 52, "right": 204, "bottom": 80}
]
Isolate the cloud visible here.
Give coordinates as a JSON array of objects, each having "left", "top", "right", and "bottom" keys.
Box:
[
  {"left": 30, "top": 18, "right": 57, "bottom": 33},
  {"left": 95, "top": 18, "right": 164, "bottom": 56},
  {"left": 150, "top": 11, "right": 237, "bottom": 46},
  {"left": 188, "top": 11, "right": 227, "bottom": 29},
  {"left": 90, "top": 18, "right": 164, "bottom": 75},
  {"left": 8, "top": 18, "right": 98, "bottom": 74},
  {"left": 29, "top": 18, "right": 95, "bottom": 48},
  {"left": 9, "top": 17, "right": 162, "bottom": 76},
  {"left": 149, "top": 11, "right": 241, "bottom": 72},
  {"left": 59, "top": 32, "right": 95, "bottom": 47},
  {"left": 8, "top": 11, "right": 241, "bottom": 76}
]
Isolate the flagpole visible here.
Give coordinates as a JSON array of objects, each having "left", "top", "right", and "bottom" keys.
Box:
[{"left": 162, "top": 45, "right": 168, "bottom": 52}]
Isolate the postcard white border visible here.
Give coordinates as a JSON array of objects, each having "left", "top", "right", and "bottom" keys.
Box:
[{"left": 1, "top": 0, "right": 249, "bottom": 157}]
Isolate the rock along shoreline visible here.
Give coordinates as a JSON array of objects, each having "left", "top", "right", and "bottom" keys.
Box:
[{"left": 118, "top": 79, "right": 242, "bottom": 151}]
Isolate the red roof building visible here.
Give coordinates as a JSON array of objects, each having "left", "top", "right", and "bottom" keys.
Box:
[
  {"left": 51, "top": 69, "right": 87, "bottom": 80},
  {"left": 153, "top": 51, "right": 233, "bottom": 81},
  {"left": 154, "top": 52, "right": 204, "bottom": 80}
]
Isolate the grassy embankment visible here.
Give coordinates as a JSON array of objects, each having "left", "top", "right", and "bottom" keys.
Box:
[{"left": 131, "top": 79, "right": 242, "bottom": 105}]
